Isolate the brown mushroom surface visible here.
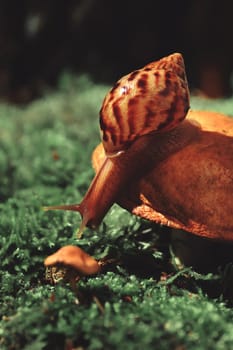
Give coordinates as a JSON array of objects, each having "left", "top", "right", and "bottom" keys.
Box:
[
  {"left": 44, "top": 245, "right": 101, "bottom": 275},
  {"left": 92, "top": 110, "right": 233, "bottom": 241}
]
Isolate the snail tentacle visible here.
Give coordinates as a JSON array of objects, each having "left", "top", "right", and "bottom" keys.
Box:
[{"left": 43, "top": 157, "right": 117, "bottom": 230}]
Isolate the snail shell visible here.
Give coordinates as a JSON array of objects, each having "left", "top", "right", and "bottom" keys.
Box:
[{"left": 100, "top": 53, "right": 190, "bottom": 156}]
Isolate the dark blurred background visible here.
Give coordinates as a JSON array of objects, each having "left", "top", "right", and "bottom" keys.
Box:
[{"left": 0, "top": 0, "right": 232, "bottom": 103}]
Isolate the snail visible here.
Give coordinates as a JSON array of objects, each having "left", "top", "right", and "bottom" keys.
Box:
[{"left": 44, "top": 53, "right": 233, "bottom": 241}]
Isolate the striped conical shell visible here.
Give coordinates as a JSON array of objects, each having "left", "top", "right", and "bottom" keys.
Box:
[{"left": 99, "top": 53, "right": 190, "bottom": 156}]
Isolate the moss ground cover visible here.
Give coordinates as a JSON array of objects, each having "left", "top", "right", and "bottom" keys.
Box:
[{"left": 0, "top": 74, "right": 233, "bottom": 349}]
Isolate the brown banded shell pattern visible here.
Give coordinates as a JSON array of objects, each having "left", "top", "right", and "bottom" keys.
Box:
[{"left": 99, "top": 53, "right": 190, "bottom": 156}]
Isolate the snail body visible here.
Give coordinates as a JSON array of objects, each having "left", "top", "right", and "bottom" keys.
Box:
[
  {"left": 44, "top": 53, "right": 233, "bottom": 241},
  {"left": 93, "top": 110, "right": 233, "bottom": 241}
]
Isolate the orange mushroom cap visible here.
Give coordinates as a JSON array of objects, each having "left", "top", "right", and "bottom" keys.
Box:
[{"left": 44, "top": 245, "right": 101, "bottom": 275}]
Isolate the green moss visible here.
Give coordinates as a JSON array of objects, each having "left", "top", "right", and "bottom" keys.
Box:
[{"left": 0, "top": 74, "right": 232, "bottom": 349}]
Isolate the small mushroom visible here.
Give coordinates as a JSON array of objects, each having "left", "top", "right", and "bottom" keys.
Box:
[{"left": 44, "top": 245, "right": 101, "bottom": 280}]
